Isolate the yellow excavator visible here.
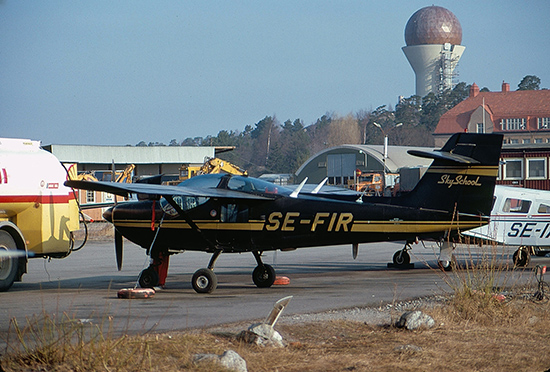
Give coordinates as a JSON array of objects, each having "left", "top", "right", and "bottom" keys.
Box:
[
  {"left": 73, "top": 164, "right": 135, "bottom": 183},
  {"left": 175, "top": 157, "right": 247, "bottom": 182}
]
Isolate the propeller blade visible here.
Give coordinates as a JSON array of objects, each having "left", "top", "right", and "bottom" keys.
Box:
[
  {"left": 352, "top": 243, "right": 358, "bottom": 260},
  {"left": 115, "top": 229, "right": 123, "bottom": 271}
]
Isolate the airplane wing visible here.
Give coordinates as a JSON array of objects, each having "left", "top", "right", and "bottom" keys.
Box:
[{"left": 64, "top": 180, "right": 275, "bottom": 201}]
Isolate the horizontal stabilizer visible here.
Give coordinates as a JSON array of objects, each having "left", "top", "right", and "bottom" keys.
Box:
[{"left": 407, "top": 149, "right": 480, "bottom": 164}]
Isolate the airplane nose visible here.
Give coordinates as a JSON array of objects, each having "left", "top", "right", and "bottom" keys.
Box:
[{"left": 103, "top": 207, "right": 114, "bottom": 223}]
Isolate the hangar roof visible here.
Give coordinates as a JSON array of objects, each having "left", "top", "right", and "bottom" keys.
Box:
[
  {"left": 296, "top": 144, "right": 434, "bottom": 175},
  {"left": 44, "top": 144, "right": 218, "bottom": 164}
]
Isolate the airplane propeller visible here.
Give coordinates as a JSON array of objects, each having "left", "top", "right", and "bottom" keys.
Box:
[
  {"left": 115, "top": 229, "right": 123, "bottom": 271},
  {"left": 111, "top": 160, "right": 124, "bottom": 271}
]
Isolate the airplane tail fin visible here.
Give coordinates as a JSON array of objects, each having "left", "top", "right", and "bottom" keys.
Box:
[{"left": 403, "top": 133, "right": 503, "bottom": 217}]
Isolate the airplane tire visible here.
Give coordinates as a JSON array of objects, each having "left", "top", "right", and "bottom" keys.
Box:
[
  {"left": 252, "top": 264, "right": 276, "bottom": 288},
  {"left": 0, "top": 230, "right": 19, "bottom": 292},
  {"left": 192, "top": 268, "right": 217, "bottom": 294},
  {"left": 513, "top": 248, "right": 530, "bottom": 267},
  {"left": 438, "top": 260, "right": 453, "bottom": 272},
  {"left": 138, "top": 267, "right": 159, "bottom": 288},
  {"left": 393, "top": 250, "right": 410, "bottom": 266}
]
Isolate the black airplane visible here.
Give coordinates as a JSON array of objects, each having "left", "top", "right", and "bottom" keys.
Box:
[{"left": 65, "top": 133, "right": 503, "bottom": 293}]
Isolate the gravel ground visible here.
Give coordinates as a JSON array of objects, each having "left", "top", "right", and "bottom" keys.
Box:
[
  {"left": 206, "top": 295, "right": 448, "bottom": 335},
  {"left": 278, "top": 295, "right": 447, "bottom": 326}
]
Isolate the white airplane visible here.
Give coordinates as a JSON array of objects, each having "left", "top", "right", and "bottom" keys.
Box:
[{"left": 464, "top": 185, "right": 550, "bottom": 266}]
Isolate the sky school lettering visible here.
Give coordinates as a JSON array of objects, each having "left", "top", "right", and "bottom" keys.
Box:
[
  {"left": 438, "top": 174, "right": 482, "bottom": 189},
  {"left": 265, "top": 212, "right": 353, "bottom": 232}
]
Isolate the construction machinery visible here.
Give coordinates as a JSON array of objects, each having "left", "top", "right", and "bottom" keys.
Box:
[
  {"left": 348, "top": 171, "right": 399, "bottom": 196},
  {"left": 170, "top": 157, "right": 247, "bottom": 184}
]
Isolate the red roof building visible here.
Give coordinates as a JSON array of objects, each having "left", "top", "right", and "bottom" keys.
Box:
[{"left": 434, "top": 82, "right": 550, "bottom": 190}]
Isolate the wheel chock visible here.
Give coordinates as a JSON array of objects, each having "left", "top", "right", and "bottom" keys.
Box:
[
  {"left": 117, "top": 288, "right": 155, "bottom": 299},
  {"left": 273, "top": 276, "right": 290, "bottom": 285}
]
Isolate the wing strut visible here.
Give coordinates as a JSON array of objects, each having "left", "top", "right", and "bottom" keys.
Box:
[{"left": 163, "top": 195, "right": 219, "bottom": 251}]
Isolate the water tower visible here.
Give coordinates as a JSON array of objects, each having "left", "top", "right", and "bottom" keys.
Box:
[{"left": 402, "top": 6, "right": 465, "bottom": 97}]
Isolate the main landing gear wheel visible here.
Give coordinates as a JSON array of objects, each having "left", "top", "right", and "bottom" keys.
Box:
[
  {"left": 438, "top": 259, "right": 454, "bottom": 272},
  {"left": 191, "top": 249, "right": 222, "bottom": 294},
  {"left": 192, "top": 268, "right": 217, "bottom": 294},
  {"left": 251, "top": 251, "right": 276, "bottom": 288},
  {"left": 393, "top": 250, "right": 410, "bottom": 266},
  {"left": 138, "top": 266, "right": 159, "bottom": 288},
  {"left": 252, "top": 264, "right": 276, "bottom": 288},
  {"left": 0, "top": 230, "right": 19, "bottom": 292},
  {"left": 513, "top": 246, "right": 531, "bottom": 267}
]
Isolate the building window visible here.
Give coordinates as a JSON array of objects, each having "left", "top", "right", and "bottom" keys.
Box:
[
  {"left": 527, "top": 158, "right": 547, "bottom": 179},
  {"left": 500, "top": 118, "right": 526, "bottom": 131},
  {"left": 537, "top": 117, "right": 550, "bottom": 129},
  {"left": 476, "top": 123, "right": 484, "bottom": 133},
  {"left": 535, "top": 138, "right": 543, "bottom": 144},
  {"left": 86, "top": 190, "right": 95, "bottom": 203},
  {"left": 523, "top": 139, "right": 531, "bottom": 144},
  {"left": 510, "top": 138, "right": 519, "bottom": 145},
  {"left": 504, "top": 159, "right": 523, "bottom": 179}
]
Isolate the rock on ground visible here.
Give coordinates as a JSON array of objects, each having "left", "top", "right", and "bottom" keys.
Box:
[
  {"left": 395, "top": 310, "right": 435, "bottom": 330},
  {"left": 194, "top": 350, "right": 247, "bottom": 372}
]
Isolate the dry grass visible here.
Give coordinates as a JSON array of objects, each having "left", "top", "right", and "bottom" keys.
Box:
[{"left": 2, "top": 291, "right": 550, "bottom": 372}]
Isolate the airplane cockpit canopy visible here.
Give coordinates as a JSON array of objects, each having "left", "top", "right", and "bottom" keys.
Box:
[
  {"left": 160, "top": 174, "right": 291, "bottom": 216},
  {"left": 179, "top": 174, "right": 292, "bottom": 196}
]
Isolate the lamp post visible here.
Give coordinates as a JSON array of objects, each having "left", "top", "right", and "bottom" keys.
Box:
[{"left": 373, "top": 122, "right": 402, "bottom": 163}]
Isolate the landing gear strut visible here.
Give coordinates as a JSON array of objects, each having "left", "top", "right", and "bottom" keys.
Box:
[
  {"left": 252, "top": 251, "right": 276, "bottom": 288},
  {"left": 192, "top": 250, "right": 222, "bottom": 294}
]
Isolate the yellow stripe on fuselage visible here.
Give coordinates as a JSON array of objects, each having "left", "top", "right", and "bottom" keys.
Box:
[
  {"left": 114, "top": 219, "right": 485, "bottom": 233},
  {"left": 427, "top": 165, "right": 498, "bottom": 177},
  {"left": 350, "top": 220, "right": 484, "bottom": 234}
]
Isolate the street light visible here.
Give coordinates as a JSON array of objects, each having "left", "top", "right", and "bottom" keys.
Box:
[{"left": 373, "top": 122, "right": 402, "bottom": 161}]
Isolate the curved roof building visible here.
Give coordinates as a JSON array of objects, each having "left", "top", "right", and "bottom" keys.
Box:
[{"left": 295, "top": 144, "right": 433, "bottom": 187}]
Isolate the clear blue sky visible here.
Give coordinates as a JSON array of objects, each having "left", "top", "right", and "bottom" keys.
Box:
[{"left": 2, "top": 1, "right": 549, "bottom": 145}]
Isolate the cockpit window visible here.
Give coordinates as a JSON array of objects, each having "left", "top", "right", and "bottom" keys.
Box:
[
  {"left": 178, "top": 173, "right": 292, "bottom": 195},
  {"left": 502, "top": 198, "right": 531, "bottom": 214},
  {"left": 160, "top": 196, "right": 209, "bottom": 216},
  {"left": 227, "top": 175, "right": 291, "bottom": 195}
]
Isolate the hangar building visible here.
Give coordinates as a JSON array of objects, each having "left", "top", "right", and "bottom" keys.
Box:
[
  {"left": 44, "top": 143, "right": 232, "bottom": 220},
  {"left": 295, "top": 144, "right": 433, "bottom": 187}
]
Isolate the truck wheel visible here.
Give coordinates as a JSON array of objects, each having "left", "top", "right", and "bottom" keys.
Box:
[{"left": 0, "top": 230, "right": 19, "bottom": 292}]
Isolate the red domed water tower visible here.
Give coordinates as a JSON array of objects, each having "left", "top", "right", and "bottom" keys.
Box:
[{"left": 402, "top": 6, "right": 465, "bottom": 97}]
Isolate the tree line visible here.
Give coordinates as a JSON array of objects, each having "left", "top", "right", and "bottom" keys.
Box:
[{"left": 137, "top": 75, "right": 543, "bottom": 177}]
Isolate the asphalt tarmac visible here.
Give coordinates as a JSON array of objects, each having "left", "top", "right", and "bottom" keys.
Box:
[{"left": 0, "top": 239, "right": 541, "bottom": 344}]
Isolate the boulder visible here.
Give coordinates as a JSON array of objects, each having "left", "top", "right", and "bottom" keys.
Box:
[
  {"left": 238, "top": 323, "right": 285, "bottom": 348},
  {"left": 395, "top": 310, "right": 435, "bottom": 330},
  {"left": 193, "top": 350, "right": 247, "bottom": 372}
]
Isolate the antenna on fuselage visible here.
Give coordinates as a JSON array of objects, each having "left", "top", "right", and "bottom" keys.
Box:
[
  {"left": 311, "top": 177, "right": 328, "bottom": 194},
  {"left": 290, "top": 177, "right": 308, "bottom": 198}
]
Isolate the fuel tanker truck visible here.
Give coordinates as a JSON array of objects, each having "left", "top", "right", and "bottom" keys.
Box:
[{"left": 0, "top": 137, "right": 84, "bottom": 291}]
